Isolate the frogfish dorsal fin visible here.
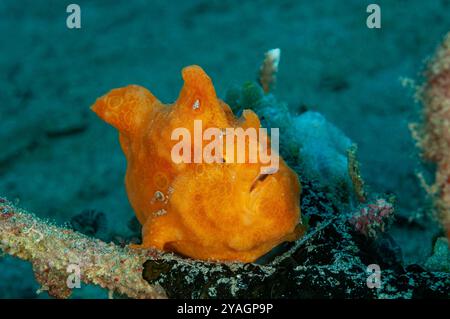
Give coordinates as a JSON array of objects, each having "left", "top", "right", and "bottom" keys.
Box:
[{"left": 176, "top": 65, "right": 220, "bottom": 113}]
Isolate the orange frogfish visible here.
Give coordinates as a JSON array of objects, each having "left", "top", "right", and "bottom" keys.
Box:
[{"left": 91, "top": 65, "right": 302, "bottom": 262}]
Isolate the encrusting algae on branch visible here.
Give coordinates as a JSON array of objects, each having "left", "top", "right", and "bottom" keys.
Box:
[{"left": 0, "top": 198, "right": 166, "bottom": 299}]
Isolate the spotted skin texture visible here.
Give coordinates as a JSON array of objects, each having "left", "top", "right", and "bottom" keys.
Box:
[{"left": 91, "top": 65, "right": 301, "bottom": 262}]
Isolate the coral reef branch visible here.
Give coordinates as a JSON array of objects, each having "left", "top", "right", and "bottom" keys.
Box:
[
  {"left": 0, "top": 198, "right": 166, "bottom": 299},
  {"left": 415, "top": 32, "right": 450, "bottom": 240}
]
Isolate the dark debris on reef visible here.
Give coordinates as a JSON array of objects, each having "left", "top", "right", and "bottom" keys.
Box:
[
  {"left": 141, "top": 82, "right": 450, "bottom": 298},
  {"left": 143, "top": 197, "right": 450, "bottom": 299}
]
